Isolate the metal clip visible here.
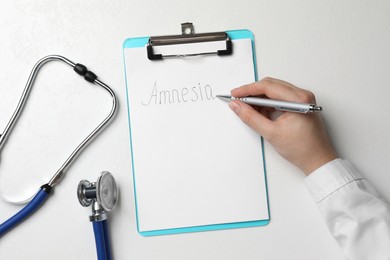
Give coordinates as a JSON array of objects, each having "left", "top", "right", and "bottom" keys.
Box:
[{"left": 147, "top": 22, "right": 232, "bottom": 60}]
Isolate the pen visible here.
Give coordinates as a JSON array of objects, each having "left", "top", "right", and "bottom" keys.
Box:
[{"left": 216, "top": 95, "right": 322, "bottom": 113}]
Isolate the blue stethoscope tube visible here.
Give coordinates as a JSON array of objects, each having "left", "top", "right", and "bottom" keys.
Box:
[
  {"left": 0, "top": 184, "right": 51, "bottom": 236},
  {"left": 93, "top": 220, "right": 112, "bottom": 260}
]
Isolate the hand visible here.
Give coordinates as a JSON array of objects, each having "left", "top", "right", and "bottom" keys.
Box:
[{"left": 229, "top": 77, "right": 337, "bottom": 175}]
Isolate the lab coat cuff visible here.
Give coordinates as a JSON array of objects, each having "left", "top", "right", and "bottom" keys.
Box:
[{"left": 304, "top": 158, "right": 363, "bottom": 203}]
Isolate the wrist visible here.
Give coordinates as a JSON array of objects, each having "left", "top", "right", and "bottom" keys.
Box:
[{"left": 301, "top": 151, "right": 338, "bottom": 176}]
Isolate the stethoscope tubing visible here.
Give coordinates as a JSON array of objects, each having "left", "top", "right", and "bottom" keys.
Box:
[
  {"left": 93, "top": 220, "right": 112, "bottom": 260},
  {"left": 0, "top": 55, "right": 117, "bottom": 239},
  {"left": 0, "top": 186, "right": 50, "bottom": 236}
]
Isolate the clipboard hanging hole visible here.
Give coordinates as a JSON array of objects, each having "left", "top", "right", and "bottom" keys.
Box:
[{"left": 181, "top": 23, "right": 195, "bottom": 35}]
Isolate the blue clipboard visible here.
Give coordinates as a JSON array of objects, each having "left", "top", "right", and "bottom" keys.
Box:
[{"left": 123, "top": 28, "right": 270, "bottom": 236}]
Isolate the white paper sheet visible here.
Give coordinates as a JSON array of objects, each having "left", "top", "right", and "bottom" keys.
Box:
[{"left": 124, "top": 38, "right": 269, "bottom": 232}]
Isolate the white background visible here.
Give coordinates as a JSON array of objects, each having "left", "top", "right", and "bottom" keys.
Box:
[{"left": 0, "top": 1, "right": 389, "bottom": 259}]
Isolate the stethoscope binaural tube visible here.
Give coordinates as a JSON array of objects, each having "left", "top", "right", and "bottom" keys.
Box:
[{"left": 0, "top": 55, "right": 118, "bottom": 237}]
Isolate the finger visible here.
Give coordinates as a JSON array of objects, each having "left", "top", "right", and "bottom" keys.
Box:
[
  {"left": 256, "top": 107, "right": 272, "bottom": 120},
  {"left": 229, "top": 100, "right": 274, "bottom": 138},
  {"left": 231, "top": 77, "right": 295, "bottom": 99},
  {"left": 269, "top": 78, "right": 317, "bottom": 103},
  {"left": 231, "top": 77, "right": 316, "bottom": 103}
]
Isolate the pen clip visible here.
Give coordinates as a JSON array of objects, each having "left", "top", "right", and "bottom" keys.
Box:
[
  {"left": 275, "top": 107, "right": 310, "bottom": 113},
  {"left": 276, "top": 104, "right": 322, "bottom": 113}
]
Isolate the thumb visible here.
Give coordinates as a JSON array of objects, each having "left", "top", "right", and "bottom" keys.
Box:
[{"left": 229, "top": 100, "right": 274, "bottom": 138}]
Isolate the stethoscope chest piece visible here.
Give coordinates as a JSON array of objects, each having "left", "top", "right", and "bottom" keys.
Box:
[
  {"left": 77, "top": 171, "right": 118, "bottom": 260},
  {"left": 77, "top": 171, "right": 118, "bottom": 216}
]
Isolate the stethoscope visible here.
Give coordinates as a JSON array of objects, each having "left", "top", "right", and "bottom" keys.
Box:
[
  {"left": 0, "top": 55, "right": 118, "bottom": 259},
  {"left": 78, "top": 171, "right": 118, "bottom": 260}
]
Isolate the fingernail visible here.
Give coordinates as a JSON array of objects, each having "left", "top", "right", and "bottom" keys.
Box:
[{"left": 229, "top": 101, "right": 240, "bottom": 114}]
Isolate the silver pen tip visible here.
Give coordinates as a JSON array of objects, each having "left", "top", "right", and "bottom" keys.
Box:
[{"left": 216, "top": 95, "right": 232, "bottom": 102}]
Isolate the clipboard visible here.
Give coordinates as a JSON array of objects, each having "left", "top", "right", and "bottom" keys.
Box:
[{"left": 123, "top": 23, "right": 270, "bottom": 236}]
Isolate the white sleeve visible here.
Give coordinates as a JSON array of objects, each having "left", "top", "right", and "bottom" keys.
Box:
[{"left": 305, "top": 158, "right": 390, "bottom": 260}]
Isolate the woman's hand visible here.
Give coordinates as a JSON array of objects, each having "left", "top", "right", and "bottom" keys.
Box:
[{"left": 229, "top": 77, "right": 337, "bottom": 175}]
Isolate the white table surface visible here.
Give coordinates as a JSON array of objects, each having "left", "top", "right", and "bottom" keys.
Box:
[{"left": 1, "top": 1, "right": 389, "bottom": 259}]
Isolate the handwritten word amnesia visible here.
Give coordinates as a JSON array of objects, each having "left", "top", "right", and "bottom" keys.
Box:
[{"left": 141, "top": 81, "right": 216, "bottom": 106}]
